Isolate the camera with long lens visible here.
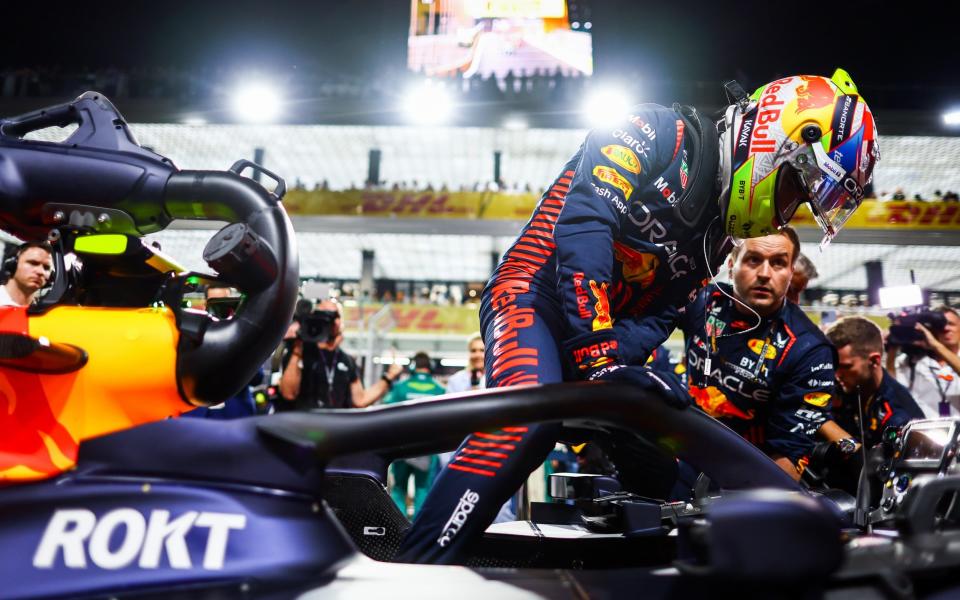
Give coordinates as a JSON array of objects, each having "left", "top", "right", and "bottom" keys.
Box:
[
  {"left": 887, "top": 309, "right": 947, "bottom": 357},
  {"left": 294, "top": 298, "right": 338, "bottom": 344}
]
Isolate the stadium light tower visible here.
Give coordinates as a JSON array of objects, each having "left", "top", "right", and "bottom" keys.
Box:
[
  {"left": 402, "top": 81, "right": 454, "bottom": 125},
  {"left": 582, "top": 87, "right": 632, "bottom": 128},
  {"left": 231, "top": 82, "right": 283, "bottom": 124}
]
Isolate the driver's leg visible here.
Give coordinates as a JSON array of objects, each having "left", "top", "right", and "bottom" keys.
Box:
[{"left": 395, "top": 287, "right": 563, "bottom": 564}]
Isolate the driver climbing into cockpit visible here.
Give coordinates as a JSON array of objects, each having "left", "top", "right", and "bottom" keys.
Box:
[{"left": 398, "top": 70, "right": 880, "bottom": 564}]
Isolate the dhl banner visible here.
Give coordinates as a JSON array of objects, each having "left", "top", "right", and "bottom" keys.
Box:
[
  {"left": 340, "top": 303, "right": 481, "bottom": 336},
  {"left": 285, "top": 190, "right": 960, "bottom": 230},
  {"left": 284, "top": 189, "right": 538, "bottom": 220},
  {"left": 791, "top": 201, "right": 960, "bottom": 230},
  {"left": 339, "top": 302, "right": 890, "bottom": 338}
]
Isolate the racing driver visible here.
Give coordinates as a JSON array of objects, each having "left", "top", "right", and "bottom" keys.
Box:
[{"left": 397, "top": 69, "right": 880, "bottom": 564}]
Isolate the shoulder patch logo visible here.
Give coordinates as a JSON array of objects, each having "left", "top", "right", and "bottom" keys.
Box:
[
  {"left": 803, "top": 391, "right": 831, "bottom": 408},
  {"left": 747, "top": 339, "right": 777, "bottom": 359},
  {"left": 600, "top": 145, "right": 641, "bottom": 174},
  {"left": 592, "top": 165, "right": 634, "bottom": 200}
]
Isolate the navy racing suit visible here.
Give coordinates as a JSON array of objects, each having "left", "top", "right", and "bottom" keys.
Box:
[
  {"left": 679, "top": 283, "right": 835, "bottom": 473},
  {"left": 834, "top": 370, "right": 924, "bottom": 449},
  {"left": 396, "top": 104, "right": 730, "bottom": 564}
]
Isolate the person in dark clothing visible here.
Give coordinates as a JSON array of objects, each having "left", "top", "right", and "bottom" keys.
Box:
[
  {"left": 826, "top": 316, "right": 924, "bottom": 449},
  {"left": 397, "top": 70, "right": 880, "bottom": 564}
]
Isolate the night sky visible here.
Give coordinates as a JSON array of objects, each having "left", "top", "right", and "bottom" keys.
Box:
[{"left": 4, "top": 0, "right": 953, "bottom": 111}]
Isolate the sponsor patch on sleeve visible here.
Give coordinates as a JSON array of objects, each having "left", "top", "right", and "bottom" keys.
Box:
[
  {"left": 803, "top": 391, "right": 831, "bottom": 408},
  {"left": 592, "top": 165, "right": 634, "bottom": 200},
  {"left": 600, "top": 145, "right": 641, "bottom": 174},
  {"left": 747, "top": 339, "right": 777, "bottom": 359}
]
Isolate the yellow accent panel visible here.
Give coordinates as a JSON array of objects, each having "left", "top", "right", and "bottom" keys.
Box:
[
  {"left": 830, "top": 68, "right": 858, "bottom": 95},
  {"left": 74, "top": 234, "right": 128, "bottom": 255}
]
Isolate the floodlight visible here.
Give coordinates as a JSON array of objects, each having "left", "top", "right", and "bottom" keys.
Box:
[
  {"left": 879, "top": 284, "right": 924, "bottom": 309},
  {"left": 183, "top": 116, "right": 207, "bottom": 126},
  {"left": 582, "top": 87, "right": 632, "bottom": 128},
  {"left": 402, "top": 82, "right": 454, "bottom": 125},
  {"left": 231, "top": 82, "right": 282, "bottom": 123},
  {"left": 503, "top": 116, "right": 528, "bottom": 130},
  {"left": 943, "top": 110, "right": 960, "bottom": 126}
]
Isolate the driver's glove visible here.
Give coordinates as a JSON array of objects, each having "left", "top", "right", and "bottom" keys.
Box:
[{"left": 588, "top": 364, "right": 691, "bottom": 409}]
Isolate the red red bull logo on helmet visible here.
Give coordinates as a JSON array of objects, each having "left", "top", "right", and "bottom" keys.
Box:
[
  {"left": 749, "top": 77, "right": 794, "bottom": 154},
  {"left": 589, "top": 280, "right": 613, "bottom": 331},
  {"left": 796, "top": 76, "right": 836, "bottom": 114}
]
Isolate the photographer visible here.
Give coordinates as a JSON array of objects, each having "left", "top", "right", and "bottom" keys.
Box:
[
  {"left": 278, "top": 298, "right": 402, "bottom": 409},
  {"left": 887, "top": 307, "right": 960, "bottom": 418}
]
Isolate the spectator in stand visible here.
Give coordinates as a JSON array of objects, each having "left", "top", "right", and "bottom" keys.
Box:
[
  {"left": 892, "top": 188, "right": 907, "bottom": 200},
  {"left": 787, "top": 253, "right": 819, "bottom": 305},
  {"left": 943, "top": 191, "right": 959, "bottom": 202}
]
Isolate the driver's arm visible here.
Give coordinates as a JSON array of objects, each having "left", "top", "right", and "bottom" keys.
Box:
[
  {"left": 554, "top": 108, "right": 664, "bottom": 376},
  {"left": 613, "top": 305, "right": 683, "bottom": 366}
]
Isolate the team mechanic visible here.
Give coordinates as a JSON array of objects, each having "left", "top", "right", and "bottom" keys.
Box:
[
  {"left": 676, "top": 228, "right": 838, "bottom": 480},
  {"left": 396, "top": 70, "right": 880, "bottom": 563}
]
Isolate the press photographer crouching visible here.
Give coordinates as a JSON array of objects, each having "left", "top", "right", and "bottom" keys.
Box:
[
  {"left": 886, "top": 307, "right": 960, "bottom": 418},
  {"left": 278, "top": 298, "right": 402, "bottom": 410}
]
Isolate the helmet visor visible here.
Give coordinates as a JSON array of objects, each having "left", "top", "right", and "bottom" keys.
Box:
[{"left": 782, "top": 142, "right": 864, "bottom": 245}]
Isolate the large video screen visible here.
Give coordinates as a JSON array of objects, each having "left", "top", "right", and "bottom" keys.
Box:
[{"left": 408, "top": 0, "right": 593, "bottom": 79}]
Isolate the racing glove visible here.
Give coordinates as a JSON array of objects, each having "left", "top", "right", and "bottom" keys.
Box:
[{"left": 588, "top": 364, "right": 691, "bottom": 409}]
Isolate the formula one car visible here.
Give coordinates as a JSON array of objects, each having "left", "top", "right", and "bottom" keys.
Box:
[{"left": 3, "top": 95, "right": 960, "bottom": 599}]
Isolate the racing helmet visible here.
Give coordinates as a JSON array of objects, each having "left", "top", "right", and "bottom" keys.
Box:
[{"left": 718, "top": 68, "right": 880, "bottom": 245}]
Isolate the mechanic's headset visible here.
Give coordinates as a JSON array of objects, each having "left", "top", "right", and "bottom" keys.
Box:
[{"left": 2, "top": 242, "right": 55, "bottom": 288}]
